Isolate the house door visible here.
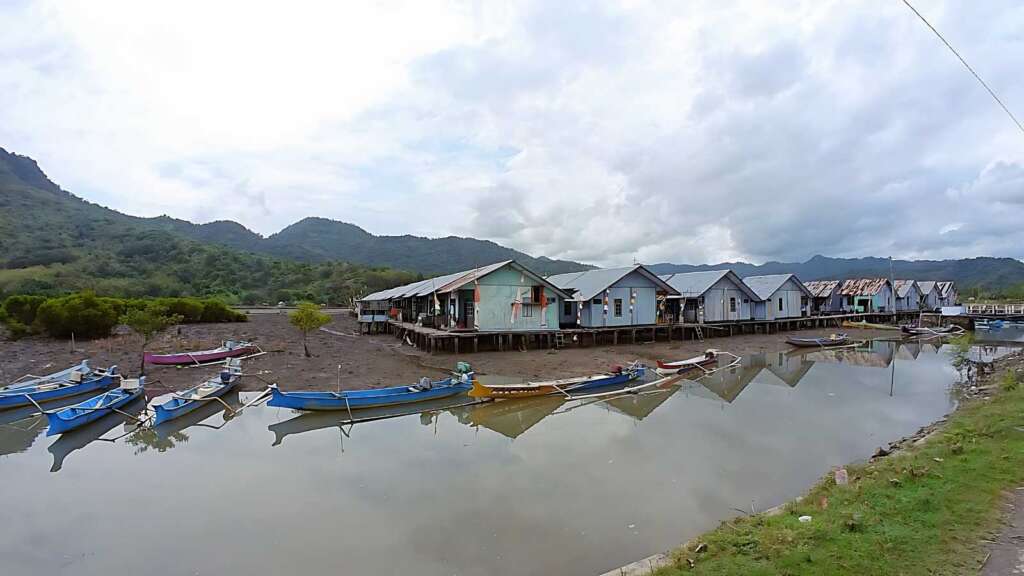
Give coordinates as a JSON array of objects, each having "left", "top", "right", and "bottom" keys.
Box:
[{"left": 463, "top": 300, "right": 474, "bottom": 329}]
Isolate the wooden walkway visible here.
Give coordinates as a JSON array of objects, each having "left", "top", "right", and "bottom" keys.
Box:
[{"left": 369, "top": 312, "right": 921, "bottom": 355}]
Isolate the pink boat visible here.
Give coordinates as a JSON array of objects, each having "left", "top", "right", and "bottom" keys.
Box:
[{"left": 144, "top": 340, "right": 259, "bottom": 366}]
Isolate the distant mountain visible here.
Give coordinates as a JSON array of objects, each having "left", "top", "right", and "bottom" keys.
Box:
[
  {"left": 647, "top": 255, "right": 1024, "bottom": 291},
  {"left": 0, "top": 146, "right": 590, "bottom": 281}
]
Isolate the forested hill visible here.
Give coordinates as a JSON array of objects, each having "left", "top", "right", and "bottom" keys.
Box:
[
  {"left": 647, "top": 255, "right": 1024, "bottom": 292},
  {"left": 0, "top": 148, "right": 420, "bottom": 303}
]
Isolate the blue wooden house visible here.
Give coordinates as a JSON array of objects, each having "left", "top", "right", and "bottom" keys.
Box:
[
  {"left": 658, "top": 270, "right": 759, "bottom": 323},
  {"left": 744, "top": 274, "right": 813, "bottom": 320},
  {"left": 548, "top": 265, "right": 678, "bottom": 328}
]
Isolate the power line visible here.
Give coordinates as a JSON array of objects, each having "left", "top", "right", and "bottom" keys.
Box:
[{"left": 901, "top": 0, "right": 1024, "bottom": 137}]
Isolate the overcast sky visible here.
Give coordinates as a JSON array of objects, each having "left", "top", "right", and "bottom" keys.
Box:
[{"left": 1, "top": 1, "right": 1022, "bottom": 266}]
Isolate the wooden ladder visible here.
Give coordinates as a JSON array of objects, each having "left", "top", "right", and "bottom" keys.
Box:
[
  {"left": 554, "top": 332, "right": 565, "bottom": 349},
  {"left": 694, "top": 323, "right": 705, "bottom": 342}
]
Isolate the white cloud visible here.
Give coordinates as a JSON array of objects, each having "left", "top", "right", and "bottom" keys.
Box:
[{"left": 1, "top": 0, "right": 1023, "bottom": 266}]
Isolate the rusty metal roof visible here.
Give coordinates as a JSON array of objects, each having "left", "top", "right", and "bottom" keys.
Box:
[
  {"left": 804, "top": 280, "right": 840, "bottom": 298},
  {"left": 838, "top": 278, "right": 890, "bottom": 296}
]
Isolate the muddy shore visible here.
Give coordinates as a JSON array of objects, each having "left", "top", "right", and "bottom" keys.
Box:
[{"left": 0, "top": 312, "right": 897, "bottom": 396}]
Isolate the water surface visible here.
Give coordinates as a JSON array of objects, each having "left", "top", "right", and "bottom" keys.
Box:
[{"left": 0, "top": 340, "right": 985, "bottom": 575}]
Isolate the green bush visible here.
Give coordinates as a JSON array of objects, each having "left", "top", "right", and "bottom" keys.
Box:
[
  {"left": 199, "top": 299, "right": 247, "bottom": 323},
  {"left": 1, "top": 294, "right": 47, "bottom": 325},
  {"left": 156, "top": 297, "right": 205, "bottom": 323},
  {"left": 3, "top": 319, "right": 31, "bottom": 340},
  {"left": 34, "top": 291, "right": 119, "bottom": 339}
]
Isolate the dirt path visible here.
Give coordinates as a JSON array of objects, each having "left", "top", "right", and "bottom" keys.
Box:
[
  {"left": 983, "top": 489, "right": 1024, "bottom": 575},
  {"left": 1, "top": 313, "right": 897, "bottom": 396}
]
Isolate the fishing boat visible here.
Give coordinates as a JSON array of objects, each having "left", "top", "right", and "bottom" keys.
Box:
[
  {"left": 45, "top": 377, "right": 145, "bottom": 436},
  {"left": 0, "top": 364, "right": 118, "bottom": 410},
  {"left": 153, "top": 359, "right": 243, "bottom": 425},
  {"left": 786, "top": 333, "right": 849, "bottom": 348},
  {"left": 2, "top": 360, "right": 93, "bottom": 391},
  {"left": 267, "top": 374, "right": 473, "bottom": 411},
  {"left": 975, "top": 319, "right": 1004, "bottom": 330},
  {"left": 655, "top": 350, "right": 719, "bottom": 376},
  {"left": 144, "top": 340, "right": 259, "bottom": 366},
  {"left": 468, "top": 363, "right": 645, "bottom": 399},
  {"left": 900, "top": 325, "right": 962, "bottom": 336}
]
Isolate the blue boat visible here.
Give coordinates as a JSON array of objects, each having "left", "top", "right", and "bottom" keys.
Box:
[
  {"left": 267, "top": 375, "right": 473, "bottom": 411},
  {"left": 46, "top": 378, "right": 145, "bottom": 436},
  {"left": 153, "top": 360, "right": 242, "bottom": 425},
  {"left": 469, "top": 364, "right": 645, "bottom": 399},
  {"left": 0, "top": 364, "right": 118, "bottom": 410},
  {"left": 2, "top": 360, "right": 92, "bottom": 391}
]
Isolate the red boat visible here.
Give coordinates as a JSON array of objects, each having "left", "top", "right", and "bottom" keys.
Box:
[
  {"left": 655, "top": 350, "right": 719, "bottom": 375},
  {"left": 144, "top": 340, "right": 259, "bottom": 366}
]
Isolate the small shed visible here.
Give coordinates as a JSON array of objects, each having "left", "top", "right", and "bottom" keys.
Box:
[
  {"left": 893, "top": 280, "right": 921, "bottom": 311},
  {"left": 804, "top": 280, "right": 842, "bottom": 314},
  {"left": 916, "top": 281, "right": 940, "bottom": 310},
  {"left": 658, "top": 270, "right": 760, "bottom": 323},
  {"left": 838, "top": 278, "right": 893, "bottom": 313},
  {"left": 744, "top": 274, "right": 813, "bottom": 320},
  {"left": 547, "top": 265, "right": 678, "bottom": 328}
]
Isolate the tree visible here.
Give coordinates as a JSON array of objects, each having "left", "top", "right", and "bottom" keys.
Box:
[
  {"left": 289, "top": 302, "right": 331, "bottom": 358},
  {"left": 120, "top": 304, "right": 182, "bottom": 376}
]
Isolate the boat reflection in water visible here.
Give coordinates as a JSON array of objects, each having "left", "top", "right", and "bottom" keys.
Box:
[
  {"left": 458, "top": 395, "right": 567, "bottom": 440},
  {"left": 268, "top": 393, "right": 480, "bottom": 448},
  {"left": 125, "top": 390, "right": 244, "bottom": 456},
  {"left": 48, "top": 397, "right": 147, "bottom": 473}
]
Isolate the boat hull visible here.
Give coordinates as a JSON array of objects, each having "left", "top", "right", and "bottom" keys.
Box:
[
  {"left": 786, "top": 335, "right": 849, "bottom": 348},
  {"left": 46, "top": 387, "right": 144, "bottom": 436},
  {"left": 469, "top": 367, "right": 644, "bottom": 399},
  {"left": 0, "top": 373, "right": 116, "bottom": 410},
  {"left": 153, "top": 379, "right": 238, "bottom": 425},
  {"left": 267, "top": 378, "right": 471, "bottom": 411},
  {"left": 144, "top": 346, "right": 255, "bottom": 366},
  {"left": 654, "top": 357, "right": 717, "bottom": 376}
]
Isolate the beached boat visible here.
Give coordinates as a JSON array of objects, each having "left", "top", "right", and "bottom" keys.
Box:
[
  {"left": 655, "top": 350, "right": 719, "bottom": 376},
  {"left": 267, "top": 374, "right": 473, "bottom": 411},
  {"left": 153, "top": 360, "right": 243, "bottom": 425},
  {"left": 144, "top": 340, "right": 259, "bottom": 366},
  {"left": 2, "top": 360, "right": 93, "bottom": 391},
  {"left": 786, "top": 334, "right": 849, "bottom": 348},
  {"left": 46, "top": 377, "right": 145, "bottom": 436},
  {"left": 900, "top": 325, "right": 962, "bottom": 336},
  {"left": 468, "top": 363, "right": 645, "bottom": 399},
  {"left": 0, "top": 364, "right": 118, "bottom": 410}
]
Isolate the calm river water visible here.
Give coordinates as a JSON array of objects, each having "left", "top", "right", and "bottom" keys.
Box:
[{"left": 0, "top": 340, "right": 1005, "bottom": 575}]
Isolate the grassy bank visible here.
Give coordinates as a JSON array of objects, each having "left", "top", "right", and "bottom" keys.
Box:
[{"left": 655, "top": 353, "right": 1024, "bottom": 576}]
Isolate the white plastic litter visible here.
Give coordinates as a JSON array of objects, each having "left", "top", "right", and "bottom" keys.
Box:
[{"left": 798, "top": 516, "right": 812, "bottom": 523}]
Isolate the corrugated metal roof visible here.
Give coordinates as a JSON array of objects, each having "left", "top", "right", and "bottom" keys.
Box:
[
  {"left": 743, "top": 274, "right": 810, "bottom": 301},
  {"left": 936, "top": 281, "right": 955, "bottom": 297},
  {"left": 659, "top": 270, "right": 727, "bottom": 297},
  {"left": 547, "top": 265, "right": 677, "bottom": 301},
  {"left": 893, "top": 280, "right": 918, "bottom": 298},
  {"left": 838, "top": 278, "right": 890, "bottom": 296},
  {"left": 804, "top": 280, "right": 841, "bottom": 298},
  {"left": 916, "top": 281, "right": 937, "bottom": 296}
]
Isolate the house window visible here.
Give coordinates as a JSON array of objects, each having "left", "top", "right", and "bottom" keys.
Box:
[
  {"left": 523, "top": 304, "right": 533, "bottom": 317},
  {"left": 743, "top": 298, "right": 749, "bottom": 304},
  {"left": 729, "top": 297, "right": 736, "bottom": 312},
  {"left": 532, "top": 286, "right": 542, "bottom": 303},
  {"left": 778, "top": 298, "right": 784, "bottom": 311},
  {"left": 592, "top": 298, "right": 601, "bottom": 305},
  {"left": 563, "top": 301, "right": 572, "bottom": 316},
  {"left": 614, "top": 299, "right": 623, "bottom": 317}
]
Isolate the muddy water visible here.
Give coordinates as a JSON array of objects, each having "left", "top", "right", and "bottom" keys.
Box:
[{"left": 0, "top": 340, "right": 988, "bottom": 575}]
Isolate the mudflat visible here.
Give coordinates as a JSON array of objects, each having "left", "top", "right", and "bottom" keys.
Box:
[{"left": 0, "top": 311, "right": 895, "bottom": 397}]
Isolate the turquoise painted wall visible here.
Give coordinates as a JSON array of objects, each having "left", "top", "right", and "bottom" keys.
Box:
[{"left": 473, "top": 265, "right": 560, "bottom": 331}]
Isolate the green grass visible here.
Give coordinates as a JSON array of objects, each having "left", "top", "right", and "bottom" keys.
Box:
[{"left": 656, "top": 362, "right": 1024, "bottom": 576}]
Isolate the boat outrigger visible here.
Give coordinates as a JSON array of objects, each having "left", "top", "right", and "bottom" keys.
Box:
[
  {"left": 46, "top": 376, "right": 145, "bottom": 436},
  {"left": 0, "top": 363, "right": 118, "bottom": 410},
  {"left": 153, "top": 359, "right": 243, "bottom": 425},
  {"left": 655, "top": 350, "right": 719, "bottom": 376},
  {"left": 267, "top": 365, "right": 475, "bottom": 411},
  {"left": 786, "top": 333, "right": 850, "bottom": 348},
  {"left": 468, "top": 362, "right": 645, "bottom": 399},
  {"left": 900, "top": 325, "right": 964, "bottom": 337},
  {"left": 144, "top": 340, "right": 262, "bottom": 366}
]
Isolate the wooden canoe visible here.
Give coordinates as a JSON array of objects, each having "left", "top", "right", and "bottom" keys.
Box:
[{"left": 468, "top": 365, "right": 645, "bottom": 399}]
